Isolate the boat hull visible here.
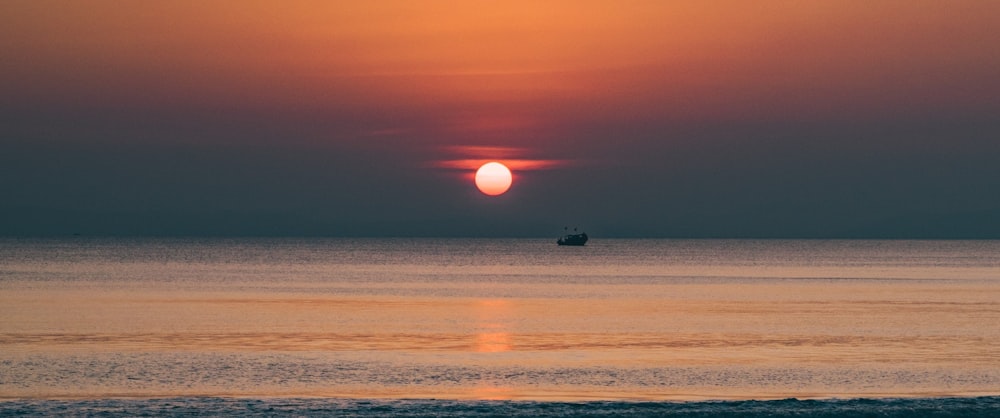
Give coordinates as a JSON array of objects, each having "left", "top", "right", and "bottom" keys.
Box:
[{"left": 557, "top": 233, "right": 588, "bottom": 246}]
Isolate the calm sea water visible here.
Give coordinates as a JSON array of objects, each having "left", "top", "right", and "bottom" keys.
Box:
[{"left": 1, "top": 238, "right": 998, "bottom": 416}]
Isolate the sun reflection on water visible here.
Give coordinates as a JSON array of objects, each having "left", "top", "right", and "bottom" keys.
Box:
[
  {"left": 473, "top": 299, "right": 514, "bottom": 353},
  {"left": 470, "top": 383, "right": 515, "bottom": 400},
  {"left": 474, "top": 332, "right": 511, "bottom": 353}
]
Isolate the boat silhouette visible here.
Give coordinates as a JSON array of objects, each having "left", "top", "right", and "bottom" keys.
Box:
[{"left": 557, "top": 227, "right": 588, "bottom": 246}]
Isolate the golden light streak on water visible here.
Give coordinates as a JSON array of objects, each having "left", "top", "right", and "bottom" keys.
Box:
[{"left": 474, "top": 299, "right": 513, "bottom": 353}]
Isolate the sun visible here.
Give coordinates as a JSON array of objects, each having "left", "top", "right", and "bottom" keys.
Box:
[{"left": 475, "top": 162, "right": 512, "bottom": 196}]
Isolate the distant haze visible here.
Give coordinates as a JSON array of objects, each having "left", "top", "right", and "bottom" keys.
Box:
[{"left": 2, "top": 1, "right": 999, "bottom": 237}]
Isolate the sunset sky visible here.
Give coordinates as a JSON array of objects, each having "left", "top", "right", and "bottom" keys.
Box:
[{"left": 3, "top": 1, "right": 999, "bottom": 237}]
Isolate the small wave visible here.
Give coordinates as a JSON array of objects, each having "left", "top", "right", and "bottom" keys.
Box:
[{"left": 2, "top": 396, "right": 999, "bottom": 417}]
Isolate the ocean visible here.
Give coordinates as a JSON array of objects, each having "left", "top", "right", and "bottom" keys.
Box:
[{"left": 1, "top": 238, "right": 998, "bottom": 416}]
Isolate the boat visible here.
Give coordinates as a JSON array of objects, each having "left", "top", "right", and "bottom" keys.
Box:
[{"left": 557, "top": 231, "right": 588, "bottom": 246}]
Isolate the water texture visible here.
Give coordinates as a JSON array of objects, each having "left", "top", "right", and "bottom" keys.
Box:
[
  {"left": 1, "top": 238, "right": 998, "bottom": 412},
  {"left": 2, "top": 397, "right": 1000, "bottom": 417}
]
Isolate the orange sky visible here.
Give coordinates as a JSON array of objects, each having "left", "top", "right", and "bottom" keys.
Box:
[{"left": 6, "top": 1, "right": 996, "bottom": 126}]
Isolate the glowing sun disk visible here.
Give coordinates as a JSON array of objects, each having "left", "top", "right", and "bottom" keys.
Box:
[{"left": 475, "top": 162, "right": 512, "bottom": 196}]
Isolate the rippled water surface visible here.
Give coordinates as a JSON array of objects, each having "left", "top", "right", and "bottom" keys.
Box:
[{"left": 1, "top": 238, "right": 998, "bottom": 413}]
